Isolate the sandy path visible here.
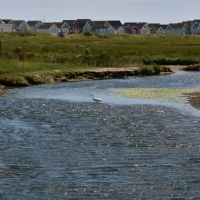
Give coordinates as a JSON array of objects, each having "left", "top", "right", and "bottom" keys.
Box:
[
  {"left": 89, "top": 65, "right": 185, "bottom": 73},
  {"left": 167, "top": 65, "right": 186, "bottom": 72}
]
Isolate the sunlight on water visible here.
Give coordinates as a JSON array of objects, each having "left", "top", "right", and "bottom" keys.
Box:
[{"left": 1, "top": 71, "right": 200, "bottom": 199}]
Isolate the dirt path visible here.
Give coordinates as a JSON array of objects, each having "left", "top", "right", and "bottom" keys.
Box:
[
  {"left": 89, "top": 67, "right": 139, "bottom": 72},
  {"left": 89, "top": 65, "right": 185, "bottom": 73},
  {"left": 167, "top": 65, "right": 186, "bottom": 72}
]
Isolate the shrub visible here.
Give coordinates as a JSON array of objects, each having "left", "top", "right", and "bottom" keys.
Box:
[
  {"left": 153, "top": 65, "right": 161, "bottom": 74},
  {"left": 141, "top": 57, "right": 153, "bottom": 65},
  {"left": 140, "top": 66, "right": 154, "bottom": 75},
  {"left": 83, "top": 31, "right": 93, "bottom": 36},
  {"left": 162, "top": 66, "right": 172, "bottom": 72}
]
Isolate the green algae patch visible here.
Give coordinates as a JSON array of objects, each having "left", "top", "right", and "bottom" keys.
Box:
[{"left": 112, "top": 88, "right": 200, "bottom": 103}]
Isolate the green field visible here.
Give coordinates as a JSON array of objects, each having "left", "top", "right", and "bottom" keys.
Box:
[{"left": 0, "top": 31, "right": 200, "bottom": 87}]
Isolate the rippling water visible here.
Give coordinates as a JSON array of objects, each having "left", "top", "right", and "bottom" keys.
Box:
[{"left": 1, "top": 71, "right": 200, "bottom": 199}]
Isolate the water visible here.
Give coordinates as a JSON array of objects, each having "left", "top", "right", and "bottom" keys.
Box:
[{"left": 1, "top": 71, "right": 200, "bottom": 199}]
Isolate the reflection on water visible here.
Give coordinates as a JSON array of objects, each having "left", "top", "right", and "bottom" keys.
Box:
[{"left": 1, "top": 71, "right": 200, "bottom": 199}]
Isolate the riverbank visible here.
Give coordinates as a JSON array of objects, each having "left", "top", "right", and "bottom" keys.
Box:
[
  {"left": 1, "top": 32, "right": 200, "bottom": 93},
  {"left": 0, "top": 65, "right": 176, "bottom": 93},
  {"left": 1, "top": 65, "right": 200, "bottom": 111},
  {"left": 168, "top": 65, "right": 200, "bottom": 110},
  {"left": 0, "top": 33, "right": 200, "bottom": 74},
  {"left": 185, "top": 92, "right": 200, "bottom": 110}
]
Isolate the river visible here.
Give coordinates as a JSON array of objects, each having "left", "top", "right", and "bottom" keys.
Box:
[{"left": 0, "top": 71, "right": 200, "bottom": 199}]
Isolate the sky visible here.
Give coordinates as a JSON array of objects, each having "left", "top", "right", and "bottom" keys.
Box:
[{"left": 1, "top": 0, "right": 200, "bottom": 24}]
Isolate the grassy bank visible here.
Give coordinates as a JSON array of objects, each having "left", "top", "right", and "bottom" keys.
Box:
[
  {"left": 1, "top": 31, "right": 200, "bottom": 88},
  {"left": 1, "top": 32, "right": 200, "bottom": 68}
]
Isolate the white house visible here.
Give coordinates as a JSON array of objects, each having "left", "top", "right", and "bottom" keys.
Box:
[
  {"left": 54, "top": 22, "right": 70, "bottom": 36},
  {"left": 140, "top": 24, "right": 150, "bottom": 34},
  {"left": 0, "top": 19, "right": 14, "bottom": 32},
  {"left": 157, "top": 25, "right": 173, "bottom": 34},
  {"left": 106, "top": 26, "right": 117, "bottom": 33},
  {"left": 116, "top": 26, "right": 125, "bottom": 34},
  {"left": 78, "top": 23, "right": 92, "bottom": 32},
  {"left": 37, "top": 23, "right": 59, "bottom": 36}
]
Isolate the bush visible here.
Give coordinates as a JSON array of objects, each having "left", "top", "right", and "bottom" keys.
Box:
[
  {"left": 83, "top": 31, "right": 93, "bottom": 36},
  {"left": 162, "top": 66, "right": 172, "bottom": 72},
  {"left": 140, "top": 66, "right": 154, "bottom": 75},
  {"left": 153, "top": 65, "right": 161, "bottom": 74},
  {"left": 141, "top": 57, "right": 153, "bottom": 65}
]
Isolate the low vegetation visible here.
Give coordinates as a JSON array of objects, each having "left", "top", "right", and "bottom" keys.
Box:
[
  {"left": 183, "top": 64, "right": 200, "bottom": 71},
  {"left": 0, "top": 84, "right": 4, "bottom": 95},
  {"left": 112, "top": 88, "right": 200, "bottom": 103},
  {"left": 1, "top": 32, "right": 200, "bottom": 88}
]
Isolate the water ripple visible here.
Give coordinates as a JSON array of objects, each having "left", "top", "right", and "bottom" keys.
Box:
[{"left": 0, "top": 98, "right": 200, "bottom": 199}]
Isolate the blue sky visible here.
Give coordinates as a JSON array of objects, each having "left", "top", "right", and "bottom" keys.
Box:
[{"left": 1, "top": 0, "right": 200, "bottom": 24}]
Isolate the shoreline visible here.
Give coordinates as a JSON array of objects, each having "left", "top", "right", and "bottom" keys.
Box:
[
  {"left": 0, "top": 65, "right": 183, "bottom": 91},
  {"left": 0, "top": 66, "right": 158, "bottom": 93},
  {"left": 2, "top": 65, "right": 200, "bottom": 111},
  {"left": 185, "top": 92, "right": 200, "bottom": 110},
  {"left": 0, "top": 65, "right": 181, "bottom": 89}
]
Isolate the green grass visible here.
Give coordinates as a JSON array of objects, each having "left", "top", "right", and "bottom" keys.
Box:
[
  {"left": 0, "top": 58, "right": 95, "bottom": 74},
  {"left": 1, "top": 32, "right": 200, "bottom": 80}
]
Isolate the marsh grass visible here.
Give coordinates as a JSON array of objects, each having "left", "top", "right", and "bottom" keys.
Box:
[{"left": 1, "top": 32, "right": 200, "bottom": 77}]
